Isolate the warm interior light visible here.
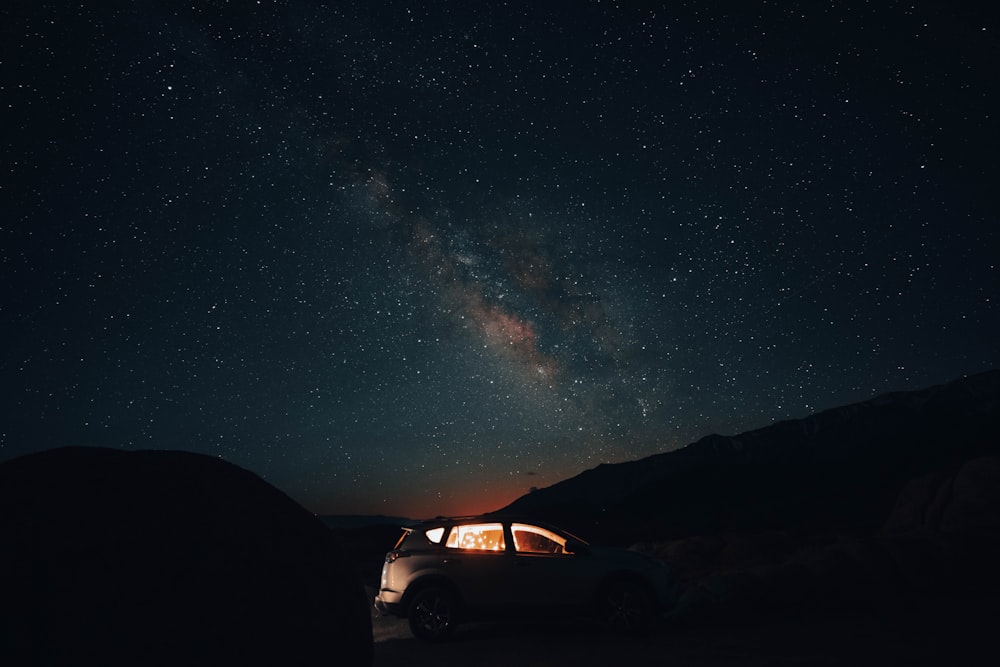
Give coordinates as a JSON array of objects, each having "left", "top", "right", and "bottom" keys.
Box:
[
  {"left": 445, "top": 523, "right": 506, "bottom": 551},
  {"left": 425, "top": 527, "right": 445, "bottom": 543},
  {"left": 511, "top": 523, "right": 567, "bottom": 554}
]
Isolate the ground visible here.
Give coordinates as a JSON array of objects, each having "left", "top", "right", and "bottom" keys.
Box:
[{"left": 368, "top": 587, "right": 995, "bottom": 666}]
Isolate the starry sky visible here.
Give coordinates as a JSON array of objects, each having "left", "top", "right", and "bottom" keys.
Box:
[{"left": 3, "top": 1, "right": 998, "bottom": 519}]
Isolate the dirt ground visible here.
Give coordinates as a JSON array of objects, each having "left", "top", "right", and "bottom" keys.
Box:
[{"left": 369, "top": 589, "right": 996, "bottom": 666}]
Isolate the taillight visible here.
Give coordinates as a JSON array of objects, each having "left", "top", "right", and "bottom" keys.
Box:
[{"left": 385, "top": 550, "right": 410, "bottom": 563}]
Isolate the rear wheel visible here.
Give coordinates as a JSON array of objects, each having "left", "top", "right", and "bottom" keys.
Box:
[
  {"left": 600, "top": 579, "right": 651, "bottom": 634},
  {"left": 408, "top": 586, "right": 458, "bottom": 641}
]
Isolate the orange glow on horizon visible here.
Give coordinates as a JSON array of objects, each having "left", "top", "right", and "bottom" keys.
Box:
[
  {"left": 305, "top": 459, "right": 571, "bottom": 521},
  {"left": 312, "top": 484, "right": 528, "bottom": 521}
]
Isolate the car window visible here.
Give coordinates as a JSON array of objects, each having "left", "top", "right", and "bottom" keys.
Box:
[
  {"left": 444, "top": 523, "right": 506, "bottom": 551},
  {"left": 511, "top": 523, "right": 567, "bottom": 554}
]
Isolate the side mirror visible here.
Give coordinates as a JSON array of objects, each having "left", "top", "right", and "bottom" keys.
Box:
[{"left": 564, "top": 540, "right": 590, "bottom": 556}]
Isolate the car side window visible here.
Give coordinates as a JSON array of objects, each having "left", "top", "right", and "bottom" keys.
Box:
[
  {"left": 511, "top": 523, "right": 567, "bottom": 554},
  {"left": 444, "top": 523, "right": 506, "bottom": 551}
]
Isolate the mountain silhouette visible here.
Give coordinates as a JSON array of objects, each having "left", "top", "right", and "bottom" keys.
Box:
[{"left": 502, "top": 369, "right": 1000, "bottom": 544}]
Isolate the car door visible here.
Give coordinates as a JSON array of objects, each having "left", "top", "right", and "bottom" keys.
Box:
[
  {"left": 438, "top": 522, "right": 516, "bottom": 608},
  {"left": 507, "top": 523, "right": 594, "bottom": 609}
]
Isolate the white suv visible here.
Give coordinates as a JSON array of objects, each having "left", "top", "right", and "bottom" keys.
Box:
[{"left": 373, "top": 515, "right": 677, "bottom": 640}]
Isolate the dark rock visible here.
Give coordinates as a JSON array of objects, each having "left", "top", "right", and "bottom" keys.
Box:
[
  {"left": 940, "top": 456, "right": 1000, "bottom": 533},
  {"left": 659, "top": 455, "right": 1000, "bottom": 628},
  {"left": 654, "top": 534, "right": 726, "bottom": 581},
  {"left": 881, "top": 455, "right": 1000, "bottom": 595},
  {"left": 0, "top": 447, "right": 372, "bottom": 667},
  {"left": 881, "top": 468, "right": 956, "bottom": 535}
]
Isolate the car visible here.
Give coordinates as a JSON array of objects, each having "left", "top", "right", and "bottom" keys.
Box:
[{"left": 373, "top": 514, "right": 677, "bottom": 640}]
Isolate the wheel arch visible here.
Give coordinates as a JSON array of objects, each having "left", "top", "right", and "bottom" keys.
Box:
[{"left": 400, "top": 575, "right": 464, "bottom": 613}]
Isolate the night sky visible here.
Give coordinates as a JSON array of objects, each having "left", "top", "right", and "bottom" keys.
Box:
[{"left": 3, "top": 1, "right": 997, "bottom": 519}]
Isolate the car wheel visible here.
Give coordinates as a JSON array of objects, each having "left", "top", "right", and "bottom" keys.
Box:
[
  {"left": 408, "top": 586, "right": 458, "bottom": 641},
  {"left": 600, "top": 579, "right": 651, "bottom": 634}
]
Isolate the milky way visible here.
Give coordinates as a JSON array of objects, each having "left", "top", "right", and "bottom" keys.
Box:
[{"left": 3, "top": 1, "right": 998, "bottom": 517}]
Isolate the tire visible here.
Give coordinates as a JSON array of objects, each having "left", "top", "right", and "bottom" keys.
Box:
[
  {"left": 599, "top": 579, "right": 651, "bottom": 634},
  {"left": 407, "top": 586, "right": 458, "bottom": 641}
]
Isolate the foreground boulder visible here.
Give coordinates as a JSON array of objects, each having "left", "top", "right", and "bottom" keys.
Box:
[
  {"left": 0, "top": 447, "right": 372, "bottom": 666},
  {"left": 881, "top": 455, "right": 1000, "bottom": 593},
  {"left": 646, "top": 456, "right": 1000, "bottom": 626}
]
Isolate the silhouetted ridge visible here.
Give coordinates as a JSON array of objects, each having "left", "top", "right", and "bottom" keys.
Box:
[{"left": 502, "top": 369, "right": 1000, "bottom": 543}]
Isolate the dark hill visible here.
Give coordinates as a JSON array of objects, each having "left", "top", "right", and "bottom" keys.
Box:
[
  {"left": 502, "top": 369, "right": 1000, "bottom": 544},
  {"left": 0, "top": 447, "right": 373, "bottom": 667}
]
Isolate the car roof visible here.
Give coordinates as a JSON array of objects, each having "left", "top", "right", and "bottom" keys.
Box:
[
  {"left": 405, "top": 513, "right": 586, "bottom": 541},
  {"left": 409, "top": 513, "right": 534, "bottom": 527}
]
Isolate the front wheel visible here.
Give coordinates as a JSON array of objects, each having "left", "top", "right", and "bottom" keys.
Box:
[
  {"left": 600, "top": 579, "right": 652, "bottom": 634},
  {"left": 408, "top": 587, "right": 458, "bottom": 641}
]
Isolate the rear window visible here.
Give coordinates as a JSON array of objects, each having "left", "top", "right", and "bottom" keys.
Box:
[{"left": 444, "top": 523, "right": 506, "bottom": 551}]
